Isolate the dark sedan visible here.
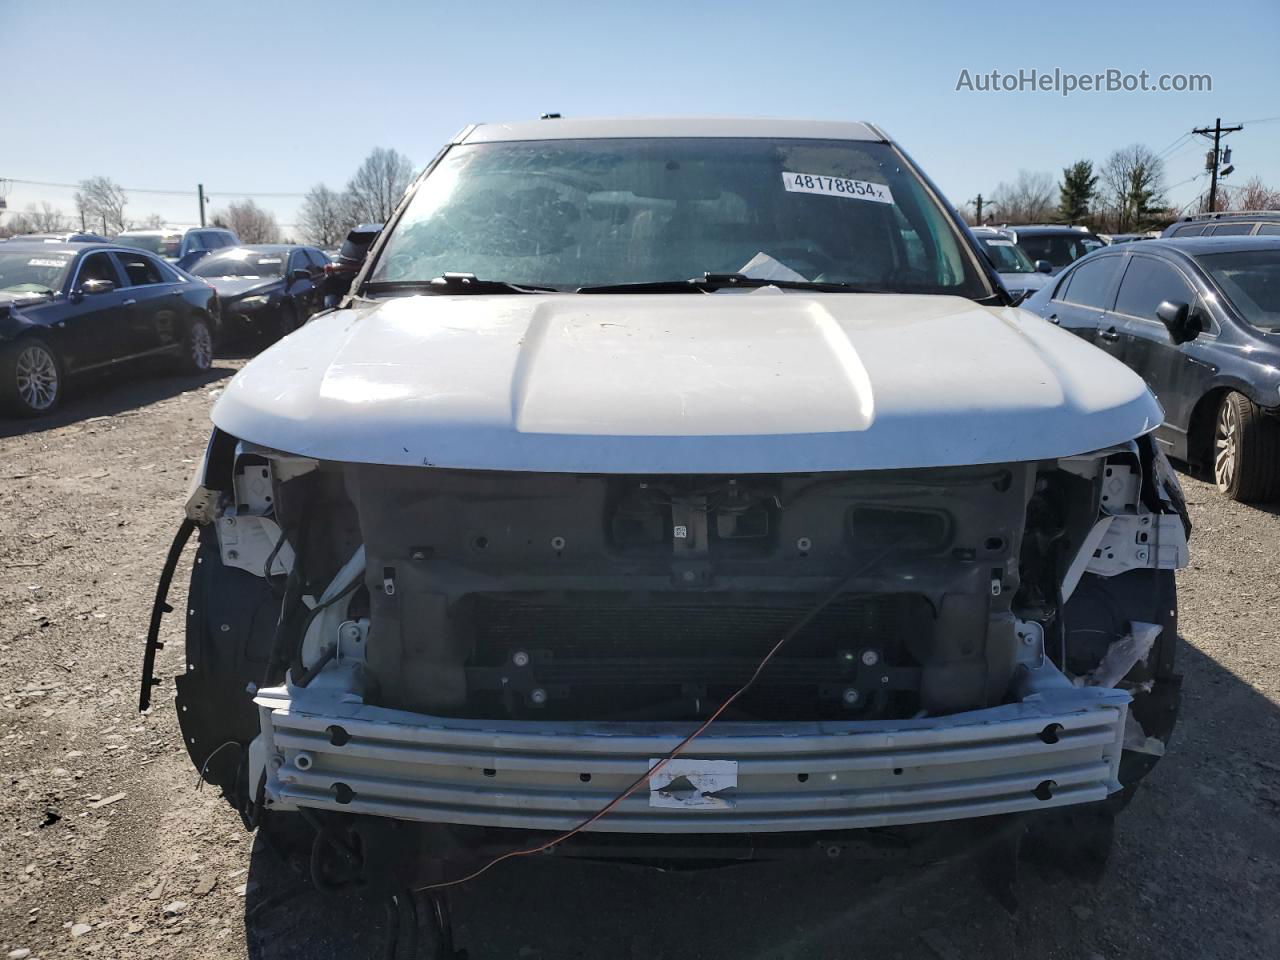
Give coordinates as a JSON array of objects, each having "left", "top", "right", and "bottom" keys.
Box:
[
  {"left": 0, "top": 242, "right": 219, "bottom": 417},
  {"left": 188, "top": 245, "right": 328, "bottom": 342},
  {"left": 1022, "top": 236, "right": 1280, "bottom": 501}
]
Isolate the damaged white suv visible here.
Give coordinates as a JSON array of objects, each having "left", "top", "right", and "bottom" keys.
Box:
[{"left": 143, "top": 117, "right": 1189, "bottom": 947}]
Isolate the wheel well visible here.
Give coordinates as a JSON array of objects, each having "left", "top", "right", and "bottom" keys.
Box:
[{"left": 1186, "top": 387, "right": 1231, "bottom": 473}]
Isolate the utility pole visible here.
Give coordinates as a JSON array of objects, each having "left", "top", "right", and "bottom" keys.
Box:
[
  {"left": 971, "top": 194, "right": 995, "bottom": 225},
  {"left": 1192, "top": 118, "right": 1243, "bottom": 213},
  {"left": 198, "top": 184, "right": 206, "bottom": 227}
]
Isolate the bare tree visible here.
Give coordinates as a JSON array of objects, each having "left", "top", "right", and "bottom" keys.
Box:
[
  {"left": 298, "top": 184, "right": 354, "bottom": 247},
  {"left": 138, "top": 213, "right": 167, "bottom": 229},
  {"left": 1099, "top": 145, "right": 1166, "bottom": 233},
  {"left": 212, "top": 199, "right": 281, "bottom": 243},
  {"left": 1, "top": 203, "right": 72, "bottom": 237},
  {"left": 346, "top": 148, "right": 413, "bottom": 224},
  {"left": 1217, "top": 176, "right": 1280, "bottom": 212},
  {"left": 991, "top": 171, "right": 1056, "bottom": 224},
  {"left": 75, "top": 176, "right": 130, "bottom": 235}
]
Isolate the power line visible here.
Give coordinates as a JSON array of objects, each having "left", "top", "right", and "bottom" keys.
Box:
[{"left": 1, "top": 176, "right": 307, "bottom": 199}]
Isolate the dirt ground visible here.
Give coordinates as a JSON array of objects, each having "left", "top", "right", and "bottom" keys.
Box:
[{"left": 1, "top": 358, "right": 1278, "bottom": 960}]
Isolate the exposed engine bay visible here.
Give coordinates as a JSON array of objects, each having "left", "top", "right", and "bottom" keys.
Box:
[{"left": 145, "top": 428, "right": 1187, "bottom": 851}]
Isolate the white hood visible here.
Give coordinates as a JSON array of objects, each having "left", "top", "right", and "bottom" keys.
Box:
[{"left": 212, "top": 291, "right": 1161, "bottom": 474}]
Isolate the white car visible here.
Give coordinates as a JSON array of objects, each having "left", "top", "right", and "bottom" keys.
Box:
[
  {"left": 971, "top": 224, "right": 1054, "bottom": 300},
  {"left": 145, "top": 117, "right": 1189, "bottom": 950}
]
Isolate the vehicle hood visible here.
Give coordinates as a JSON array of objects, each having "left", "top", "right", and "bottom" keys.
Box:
[
  {"left": 204, "top": 277, "right": 280, "bottom": 300},
  {"left": 0, "top": 290, "right": 54, "bottom": 330},
  {"left": 999, "top": 271, "right": 1050, "bottom": 292},
  {"left": 212, "top": 291, "right": 1162, "bottom": 473}
]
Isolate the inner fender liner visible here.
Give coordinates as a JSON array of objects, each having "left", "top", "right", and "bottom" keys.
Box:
[{"left": 175, "top": 526, "right": 279, "bottom": 808}]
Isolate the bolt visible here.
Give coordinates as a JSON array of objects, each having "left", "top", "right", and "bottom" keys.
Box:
[
  {"left": 227, "top": 550, "right": 239, "bottom": 560},
  {"left": 225, "top": 517, "right": 235, "bottom": 527},
  {"left": 550, "top": 536, "right": 566, "bottom": 550},
  {"left": 410, "top": 549, "right": 427, "bottom": 562},
  {"left": 530, "top": 688, "right": 548, "bottom": 706},
  {"left": 860, "top": 649, "right": 880, "bottom": 667},
  {"left": 294, "top": 752, "right": 314, "bottom": 771},
  {"left": 825, "top": 845, "right": 842, "bottom": 860},
  {"left": 796, "top": 537, "right": 812, "bottom": 552},
  {"left": 841, "top": 688, "right": 860, "bottom": 706},
  {"left": 269, "top": 755, "right": 284, "bottom": 771},
  {"left": 512, "top": 650, "right": 530, "bottom": 668},
  {"left": 682, "top": 570, "right": 696, "bottom": 582},
  {"left": 220, "top": 623, "right": 231, "bottom": 632}
]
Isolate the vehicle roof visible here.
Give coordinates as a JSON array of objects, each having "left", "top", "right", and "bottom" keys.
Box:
[
  {"left": 1126, "top": 236, "right": 1280, "bottom": 256},
  {"left": 1007, "top": 225, "right": 1100, "bottom": 236},
  {"left": 459, "top": 116, "right": 884, "bottom": 144},
  {"left": 207, "top": 244, "right": 308, "bottom": 255},
  {"left": 1170, "top": 210, "right": 1280, "bottom": 223},
  {"left": 115, "top": 229, "right": 184, "bottom": 237},
  {"left": 0, "top": 240, "right": 114, "bottom": 256}
]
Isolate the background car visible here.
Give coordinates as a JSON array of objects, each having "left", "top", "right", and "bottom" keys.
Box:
[
  {"left": 1000, "top": 224, "right": 1105, "bottom": 274},
  {"left": 1021, "top": 235, "right": 1280, "bottom": 501},
  {"left": 113, "top": 226, "right": 239, "bottom": 270},
  {"left": 187, "top": 244, "right": 328, "bottom": 342},
  {"left": 1162, "top": 211, "right": 1280, "bottom": 238},
  {"left": 0, "top": 241, "right": 219, "bottom": 416},
  {"left": 322, "top": 222, "right": 381, "bottom": 307},
  {"left": 971, "top": 226, "right": 1052, "bottom": 300}
]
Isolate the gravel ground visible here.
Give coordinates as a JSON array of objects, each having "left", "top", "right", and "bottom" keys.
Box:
[{"left": 1, "top": 359, "right": 1278, "bottom": 960}]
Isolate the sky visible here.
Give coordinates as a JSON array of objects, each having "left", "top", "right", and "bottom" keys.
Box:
[{"left": 3, "top": 0, "right": 1278, "bottom": 234}]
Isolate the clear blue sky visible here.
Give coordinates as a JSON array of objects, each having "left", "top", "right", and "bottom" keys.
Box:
[{"left": 3, "top": 0, "right": 1278, "bottom": 233}]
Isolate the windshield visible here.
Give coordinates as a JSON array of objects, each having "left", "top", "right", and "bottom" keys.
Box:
[
  {"left": 0, "top": 251, "right": 73, "bottom": 295},
  {"left": 115, "top": 233, "right": 182, "bottom": 258},
  {"left": 190, "top": 250, "right": 287, "bottom": 278},
  {"left": 370, "top": 138, "right": 989, "bottom": 296},
  {"left": 979, "top": 236, "right": 1035, "bottom": 273},
  {"left": 1199, "top": 249, "right": 1280, "bottom": 331},
  {"left": 1016, "top": 233, "right": 1100, "bottom": 269}
]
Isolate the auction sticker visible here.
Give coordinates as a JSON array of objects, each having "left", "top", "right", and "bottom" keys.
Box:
[
  {"left": 28, "top": 258, "right": 69, "bottom": 268},
  {"left": 782, "top": 172, "right": 893, "bottom": 204}
]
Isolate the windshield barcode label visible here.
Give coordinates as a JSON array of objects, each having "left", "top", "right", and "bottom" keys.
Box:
[{"left": 782, "top": 172, "right": 894, "bottom": 204}]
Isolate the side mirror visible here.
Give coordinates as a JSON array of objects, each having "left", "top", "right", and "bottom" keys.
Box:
[
  {"left": 288, "top": 268, "right": 310, "bottom": 284},
  {"left": 81, "top": 278, "right": 116, "bottom": 296},
  {"left": 1156, "top": 300, "right": 1201, "bottom": 344},
  {"left": 1034, "top": 260, "right": 1053, "bottom": 274}
]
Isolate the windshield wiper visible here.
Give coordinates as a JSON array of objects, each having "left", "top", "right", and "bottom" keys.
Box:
[
  {"left": 364, "top": 273, "right": 557, "bottom": 296},
  {"left": 577, "top": 273, "right": 872, "bottom": 294}
]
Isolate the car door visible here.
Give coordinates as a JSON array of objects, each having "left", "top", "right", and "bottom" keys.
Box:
[
  {"left": 1110, "top": 253, "right": 1215, "bottom": 447},
  {"left": 1041, "top": 253, "right": 1125, "bottom": 345},
  {"left": 58, "top": 251, "right": 133, "bottom": 372},
  {"left": 111, "top": 251, "right": 183, "bottom": 356},
  {"left": 285, "top": 249, "right": 320, "bottom": 318}
]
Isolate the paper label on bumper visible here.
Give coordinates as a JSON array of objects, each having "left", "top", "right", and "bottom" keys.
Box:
[{"left": 648, "top": 759, "right": 738, "bottom": 809}]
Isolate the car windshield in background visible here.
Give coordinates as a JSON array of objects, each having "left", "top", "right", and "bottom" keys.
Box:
[
  {"left": 115, "top": 234, "right": 182, "bottom": 258},
  {"left": 190, "top": 251, "right": 287, "bottom": 278},
  {"left": 0, "top": 251, "right": 73, "bottom": 295},
  {"left": 370, "top": 138, "right": 989, "bottom": 296},
  {"left": 1198, "top": 249, "right": 1280, "bottom": 331},
  {"left": 979, "top": 237, "right": 1035, "bottom": 273},
  {"left": 1017, "top": 234, "right": 1099, "bottom": 268}
]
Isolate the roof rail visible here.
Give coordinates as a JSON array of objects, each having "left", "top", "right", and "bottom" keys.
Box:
[{"left": 1177, "top": 209, "right": 1280, "bottom": 222}]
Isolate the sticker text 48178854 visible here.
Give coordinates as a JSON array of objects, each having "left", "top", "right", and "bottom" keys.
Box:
[{"left": 782, "top": 172, "right": 894, "bottom": 204}]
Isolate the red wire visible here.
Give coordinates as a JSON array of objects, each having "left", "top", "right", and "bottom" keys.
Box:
[{"left": 415, "top": 546, "right": 893, "bottom": 893}]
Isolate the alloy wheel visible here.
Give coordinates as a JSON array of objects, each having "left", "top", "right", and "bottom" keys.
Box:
[
  {"left": 1214, "top": 397, "right": 1238, "bottom": 491},
  {"left": 15, "top": 343, "right": 59, "bottom": 411}
]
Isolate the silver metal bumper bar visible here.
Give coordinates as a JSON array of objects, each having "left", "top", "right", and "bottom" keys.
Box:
[{"left": 253, "top": 681, "right": 1129, "bottom": 834}]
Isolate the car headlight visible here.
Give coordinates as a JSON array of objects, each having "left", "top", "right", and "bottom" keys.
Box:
[{"left": 238, "top": 295, "right": 270, "bottom": 309}]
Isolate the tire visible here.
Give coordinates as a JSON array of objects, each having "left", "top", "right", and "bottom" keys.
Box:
[
  {"left": 277, "top": 302, "right": 300, "bottom": 341},
  {"left": 0, "top": 336, "right": 64, "bottom": 417},
  {"left": 178, "top": 318, "right": 214, "bottom": 374},
  {"left": 1213, "top": 390, "right": 1280, "bottom": 502}
]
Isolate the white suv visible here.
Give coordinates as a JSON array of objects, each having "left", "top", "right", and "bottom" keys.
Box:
[{"left": 145, "top": 117, "right": 1189, "bottom": 950}]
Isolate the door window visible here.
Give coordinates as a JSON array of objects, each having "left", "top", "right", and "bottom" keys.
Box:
[
  {"left": 115, "top": 253, "right": 166, "bottom": 286},
  {"left": 185, "top": 232, "right": 208, "bottom": 254},
  {"left": 1258, "top": 223, "right": 1280, "bottom": 236},
  {"left": 77, "top": 252, "right": 120, "bottom": 287},
  {"left": 1060, "top": 255, "right": 1122, "bottom": 308},
  {"left": 1210, "top": 223, "right": 1255, "bottom": 236},
  {"left": 1113, "top": 257, "right": 1194, "bottom": 320},
  {"left": 1168, "top": 224, "right": 1206, "bottom": 237}
]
